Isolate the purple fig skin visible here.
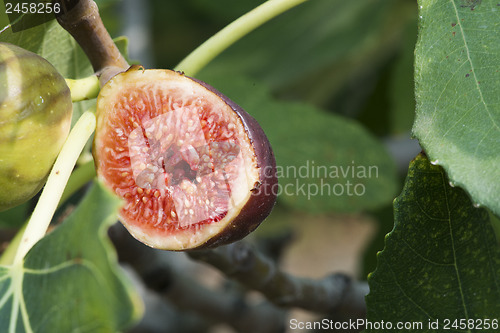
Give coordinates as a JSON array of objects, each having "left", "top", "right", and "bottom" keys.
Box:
[
  {"left": 187, "top": 75, "right": 278, "bottom": 248},
  {"left": 95, "top": 68, "right": 277, "bottom": 250}
]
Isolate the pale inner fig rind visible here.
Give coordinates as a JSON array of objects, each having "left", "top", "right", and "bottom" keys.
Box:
[
  {"left": 0, "top": 43, "right": 72, "bottom": 211},
  {"left": 94, "top": 69, "right": 261, "bottom": 249}
]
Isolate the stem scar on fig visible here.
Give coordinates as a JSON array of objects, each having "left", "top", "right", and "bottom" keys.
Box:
[
  {"left": 93, "top": 69, "right": 277, "bottom": 250},
  {"left": 251, "top": 181, "right": 262, "bottom": 192},
  {"left": 127, "top": 64, "right": 145, "bottom": 73}
]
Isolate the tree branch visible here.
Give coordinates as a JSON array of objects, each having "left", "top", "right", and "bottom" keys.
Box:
[
  {"left": 110, "top": 224, "right": 285, "bottom": 333},
  {"left": 56, "top": 0, "right": 129, "bottom": 85},
  {"left": 188, "top": 241, "right": 369, "bottom": 318},
  {"left": 123, "top": 265, "right": 210, "bottom": 333}
]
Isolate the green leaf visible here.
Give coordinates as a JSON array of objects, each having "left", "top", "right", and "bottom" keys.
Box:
[
  {"left": 413, "top": 0, "right": 500, "bottom": 216},
  {"left": 0, "top": 20, "right": 92, "bottom": 80},
  {"left": 0, "top": 182, "right": 142, "bottom": 332},
  {"left": 200, "top": 74, "right": 398, "bottom": 213},
  {"left": 365, "top": 154, "right": 500, "bottom": 332}
]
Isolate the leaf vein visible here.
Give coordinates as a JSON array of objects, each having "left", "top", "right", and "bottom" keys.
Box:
[
  {"left": 450, "top": 0, "right": 500, "bottom": 133},
  {"left": 440, "top": 168, "right": 470, "bottom": 332},
  {"left": 402, "top": 239, "right": 454, "bottom": 267},
  {"left": 383, "top": 255, "right": 435, "bottom": 321}
]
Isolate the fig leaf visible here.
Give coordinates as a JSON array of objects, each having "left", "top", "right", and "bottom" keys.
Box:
[
  {"left": 0, "top": 181, "right": 142, "bottom": 332},
  {"left": 413, "top": 0, "right": 500, "bottom": 216},
  {"left": 365, "top": 154, "right": 500, "bottom": 331}
]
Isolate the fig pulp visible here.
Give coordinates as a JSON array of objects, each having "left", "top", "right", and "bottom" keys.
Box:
[
  {"left": 0, "top": 43, "right": 72, "bottom": 211},
  {"left": 93, "top": 69, "right": 277, "bottom": 250}
]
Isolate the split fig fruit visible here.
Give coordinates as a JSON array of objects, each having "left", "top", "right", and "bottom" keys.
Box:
[
  {"left": 0, "top": 43, "right": 72, "bottom": 212},
  {"left": 93, "top": 68, "right": 277, "bottom": 250}
]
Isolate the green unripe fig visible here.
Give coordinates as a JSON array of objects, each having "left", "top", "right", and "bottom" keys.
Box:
[{"left": 0, "top": 42, "right": 72, "bottom": 212}]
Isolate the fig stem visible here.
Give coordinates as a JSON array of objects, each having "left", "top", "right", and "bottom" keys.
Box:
[
  {"left": 175, "top": 0, "right": 309, "bottom": 76},
  {"left": 56, "top": 0, "right": 129, "bottom": 85},
  {"left": 60, "top": 160, "right": 96, "bottom": 204},
  {"left": 13, "top": 111, "right": 97, "bottom": 264},
  {"left": 65, "top": 75, "right": 100, "bottom": 102}
]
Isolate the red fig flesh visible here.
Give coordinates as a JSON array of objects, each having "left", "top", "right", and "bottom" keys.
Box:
[{"left": 93, "top": 69, "right": 277, "bottom": 250}]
